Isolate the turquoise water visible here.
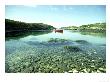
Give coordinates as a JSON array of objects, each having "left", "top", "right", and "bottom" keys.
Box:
[{"left": 5, "top": 30, "right": 106, "bottom": 73}]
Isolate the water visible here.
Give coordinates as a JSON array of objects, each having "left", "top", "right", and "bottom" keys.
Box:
[
  {"left": 19, "top": 30, "right": 105, "bottom": 44},
  {"left": 5, "top": 30, "right": 106, "bottom": 73}
]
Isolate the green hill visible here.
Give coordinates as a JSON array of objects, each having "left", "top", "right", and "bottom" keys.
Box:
[
  {"left": 61, "top": 26, "right": 78, "bottom": 30},
  {"left": 5, "top": 19, "right": 55, "bottom": 32},
  {"left": 61, "top": 23, "right": 106, "bottom": 32}
]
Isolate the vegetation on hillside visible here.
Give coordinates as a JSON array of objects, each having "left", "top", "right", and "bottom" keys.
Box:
[
  {"left": 61, "top": 23, "right": 106, "bottom": 31},
  {"left": 5, "top": 19, "right": 55, "bottom": 32},
  {"left": 61, "top": 26, "right": 78, "bottom": 30},
  {"left": 79, "top": 23, "right": 106, "bottom": 31}
]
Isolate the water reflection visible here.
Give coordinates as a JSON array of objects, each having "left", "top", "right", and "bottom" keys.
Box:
[
  {"left": 79, "top": 31, "right": 106, "bottom": 37},
  {"left": 6, "top": 30, "right": 106, "bottom": 45},
  {"left": 6, "top": 31, "right": 51, "bottom": 41}
]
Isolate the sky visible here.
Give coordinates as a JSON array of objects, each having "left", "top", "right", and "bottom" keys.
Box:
[{"left": 5, "top": 5, "right": 106, "bottom": 28}]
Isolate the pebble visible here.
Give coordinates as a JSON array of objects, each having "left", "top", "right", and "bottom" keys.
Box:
[
  {"left": 68, "top": 70, "right": 73, "bottom": 73},
  {"left": 91, "top": 65, "right": 95, "bottom": 68},
  {"left": 81, "top": 63, "right": 84, "bottom": 65},
  {"left": 72, "top": 69, "right": 78, "bottom": 73},
  {"left": 83, "top": 69, "right": 88, "bottom": 73},
  {"left": 5, "top": 39, "right": 106, "bottom": 73},
  {"left": 97, "top": 70, "right": 101, "bottom": 73},
  {"left": 92, "top": 60, "right": 95, "bottom": 62},
  {"left": 16, "top": 57, "right": 21, "bottom": 60}
]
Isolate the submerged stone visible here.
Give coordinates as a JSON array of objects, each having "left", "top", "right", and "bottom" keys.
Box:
[
  {"left": 75, "top": 40, "right": 89, "bottom": 44},
  {"left": 64, "top": 45, "right": 82, "bottom": 52},
  {"left": 72, "top": 69, "right": 79, "bottom": 73},
  {"left": 68, "top": 70, "right": 73, "bottom": 73},
  {"left": 48, "top": 38, "right": 68, "bottom": 43},
  {"left": 98, "top": 68, "right": 106, "bottom": 73},
  {"left": 5, "top": 36, "right": 106, "bottom": 73}
]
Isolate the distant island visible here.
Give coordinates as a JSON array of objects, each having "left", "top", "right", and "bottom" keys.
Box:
[{"left": 61, "top": 23, "right": 106, "bottom": 32}]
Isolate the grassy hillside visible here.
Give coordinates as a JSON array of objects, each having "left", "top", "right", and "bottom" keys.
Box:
[
  {"left": 61, "top": 23, "right": 106, "bottom": 32},
  {"left": 61, "top": 26, "right": 78, "bottom": 30}
]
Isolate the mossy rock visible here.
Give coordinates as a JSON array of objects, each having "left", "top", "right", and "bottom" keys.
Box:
[
  {"left": 75, "top": 40, "right": 89, "bottom": 44},
  {"left": 48, "top": 38, "right": 67, "bottom": 43},
  {"left": 64, "top": 46, "right": 82, "bottom": 52}
]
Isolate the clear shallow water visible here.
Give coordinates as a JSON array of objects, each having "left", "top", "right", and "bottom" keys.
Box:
[
  {"left": 19, "top": 30, "right": 105, "bottom": 44},
  {"left": 5, "top": 30, "right": 106, "bottom": 73}
]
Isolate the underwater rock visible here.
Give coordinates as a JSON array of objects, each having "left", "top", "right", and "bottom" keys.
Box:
[
  {"left": 91, "top": 65, "right": 95, "bottom": 68},
  {"left": 26, "top": 41, "right": 40, "bottom": 46},
  {"left": 86, "top": 68, "right": 91, "bottom": 73},
  {"left": 48, "top": 38, "right": 68, "bottom": 42},
  {"left": 98, "top": 67, "right": 106, "bottom": 73},
  {"left": 75, "top": 40, "right": 89, "bottom": 44},
  {"left": 64, "top": 45, "right": 82, "bottom": 52},
  {"left": 72, "top": 69, "right": 79, "bottom": 73},
  {"left": 24, "top": 62, "right": 31, "bottom": 67},
  {"left": 83, "top": 69, "right": 88, "bottom": 73},
  {"left": 5, "top": 37, "right": 106, "bottom": 73},
  {"left": 68, "top": 70, "right": 73, "bottom": 73}
]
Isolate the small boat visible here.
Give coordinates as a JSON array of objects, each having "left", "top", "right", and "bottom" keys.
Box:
[{"left": 54, "top": 29, "right": 63, "bottom": 33}]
